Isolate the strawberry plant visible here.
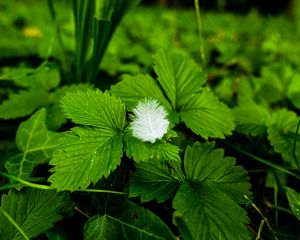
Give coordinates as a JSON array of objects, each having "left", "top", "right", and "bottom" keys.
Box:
[{"left": 1, "top": 0, "right": 300, "bottom": 239}]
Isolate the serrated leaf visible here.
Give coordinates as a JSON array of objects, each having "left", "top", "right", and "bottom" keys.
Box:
[
  {"left": 5, "top": 108, "right": 60, "bottom": 181},
  {"left": 84, "top": 200, "right": 175, "bottom": 240},
  {"left": 110, "top": 74, "right": 172, "bottom": 111},
  {"left": 154, "top": 49, "right": 206, "bottom": 110},
  {"left": 173, "top": 182, "right": 251, "bottom": 240},
  {"left": 286, "top": 187, "right": 300, "bottom": 221},
  {"left": 0, "top": 89, "right": 49, "bottom": 119},
  {"left": 180, "top": 90, "right": 235, "bottom": 139},
  {"left": 49, "top": 127, "right": 123, "bottom": 191},
  {"left": 123, "top": 128, "right": 180, "bottom": 163},
  {"left": 130, "top": 161, "right": 184, "bottom": 202},
  {"left": 0, "top": 189, "right": 68, "bottom": 240},
  {"left": 267, "top": 109, "right": 300, "bottom": 167},
  {"left": 60, "top": 89, "right": 125, "bottom": 131},
  {"left": 233, "top": 92, "right": 271, "bottom": 136}
]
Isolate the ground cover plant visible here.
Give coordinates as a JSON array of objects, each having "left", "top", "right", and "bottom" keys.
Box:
[{"left": 1, "top": 0, "right": 300, "bottom": 239}]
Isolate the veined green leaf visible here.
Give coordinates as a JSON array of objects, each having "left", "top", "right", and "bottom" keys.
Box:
[
  {"left": 286, "top": 187, "right": 300, "bottom": 221},
  {"left": 267, "top": 108, "right": 300, "bottom": 167},
  {"left": 0, "top": 89, "right": 49, "bottom": 119},
  {"left": 49, "top": 127, "right": 123, "bottom": 191},
  {"left": 60, "top": 89, "right": 125, "bottom": 131},
  {"left": 154, "top": 49, "right": 206, "bottom": 110},
  {"left": 180, "top": 90, "right": 235, "bottom": 139},
  {"left": 0, "top": 189, "right": 69, "bottom": 240},
  {"left": 5, "top": 108, "right": 60, "bottom": 181},
  {"left": 84, "top": 200, "right": 175, "bottom": 240},
  {"left": 110, "top": 74, "right": 172, "bottom": 111}
]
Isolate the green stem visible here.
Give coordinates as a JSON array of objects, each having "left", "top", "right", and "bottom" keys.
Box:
[
  {"left": 225, "top": 142, "right": 300, "bottom": 180},
  {"left": 194, "top": 0, "right": 206, "bottom": 68},
  {"left": 0, "top": 172, "right": 127, "bottom": 195},
  {"left": 0, "top": 207, "right": 30, "bottom": 240}
]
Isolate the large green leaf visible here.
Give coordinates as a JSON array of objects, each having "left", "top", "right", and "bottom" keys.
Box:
[
  {"left": 154, "top": 49, "right": 206, "bottom": 110},
  {"left": 110, "top": 74, "right": 172, "bottom": 111},
  {"left": 130, "top": 161, "right": 184, "bottom": 202},
  {"left": 60, "top": 89, "right": 125, "bottom": 131},
  {"left": 5, "top": 108, "right": 60, "bottom": 180},
  {"left": 286, "top": 187, "right": 300, "bottom": 221},
  {"left": 0, "top": 189, "right": 68, "bottom": 240},
  {"left": 49, "top": 90, "right": 126, "bottom": 191},
  {"left": 84, "top": 200, "right": 175, "bottom": 240},
  {"left": 130, "top": 142, "right": 252, "bottom": 239},
  {"left": 49, "top": 127, "right": 123, "bottom": 191},
  {"left": 173, "top": 182, "right": 251, "bottom": 240},
  {"left": 267, "top": 108, "right": 300, "bottom": 167},
  {"left": 180, "top": 90, "right": 235, "bottom": 139}
]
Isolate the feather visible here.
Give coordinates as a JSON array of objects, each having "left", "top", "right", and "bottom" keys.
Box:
[{"left": 130, "top": 99, "right": 169, "bottom": 143}]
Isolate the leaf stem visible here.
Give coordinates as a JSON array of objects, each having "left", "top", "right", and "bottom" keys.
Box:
[
  {"left": 0, "top": 207, "right": 30, "bottom": 240},
  {"left": 293, "top": 119, "right": 300, "bottom": 169},
  {"left": 0, "top": 172, "right": 127, "bottom": 195},
  {"left": 194, "top": 0, "right": 206, "bottom": 68}
]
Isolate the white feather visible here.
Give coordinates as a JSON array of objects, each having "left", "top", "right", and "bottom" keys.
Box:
[{"left": 130, "top": 99, "right": 169, "bottom": 143}]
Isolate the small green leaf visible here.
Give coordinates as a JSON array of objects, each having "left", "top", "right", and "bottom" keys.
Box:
[
  {"left": 84, "top": 200, "right": 175, "bottom": 240},
  {"left": 0, "top": 189, "right": 69, "bottom": 240},
  {"left": 60, "top": 89, "right": 125, "bottom": 131},
  {"left": 130, "top": 161, "right": 184, "bottom": 202},
  {"left": 267, "top": 109, "right": 300, "bottom": 167},
  {"left": 123, "top": 128, "right": 180, "bottom": 163},
  {"left": 180, "top": 90, "right": 235, "bottom": 139},
  {"left": 286, "top": 187, "right": 300, "bottom": 221},
  {"left": 5, "top": 108, "right": 60, "bottom": 181},
  {"left": 49, "top": 127, "right": 123, "bottom": 191},
  {"left": 110, "top": 74, "right": 172, "bottom": 111},
  {"left": 154, "top": 49, "right": 206, "bottom": 110},
  {"left": 0, "top": 89, "right": 49, "bottom": 119}
]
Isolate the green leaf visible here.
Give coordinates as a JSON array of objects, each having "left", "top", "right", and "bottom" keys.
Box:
[
  {"left": 180, "top": 90, "right": 235, "bottom": 139},
  {"left": 0, "top": 189, "right": 68, "bottom": 240},
  {"left": 60, "top": 89, "right": 125, "bottom": 131},
  {"left": 233, "top": 91, "right": 271, "bottom": 136},
  {"left": 287, "top": 73, "right": 300, "bottom": 110},
  {"left": 84, "top": 200, "right": 175, "bottom": 240},
  {"left": 267, "top": 109, "right": 300, "bottom": 167},
  {"left": 173, "top": 182, "right": 251, "bottom": 240},
  {"left": 110, "top": 74, "right": 172, "bottom": 111},
  {"left": 0, "top": 89, "right": 49, "bottom": 119},
  {"left": 49, "top": 127, "right": 123, "bottom": 191},
  {"left": 123, "top": 128, "right": 180, "bottom": 163},
  {"left": 286, "top": 187, "right": 300, "bottom": 221},
  {"left": 12, "top": 67, "right": 60, "bottom": 90},
  {"left": 5, "top": 108, "right": 60, "bottom": 181},
  {"left": 154, "top": 49, "right": 206, "bottom": 110},
  {"left": 130, "top": 161, "right": 184, "bottom": 202}
]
